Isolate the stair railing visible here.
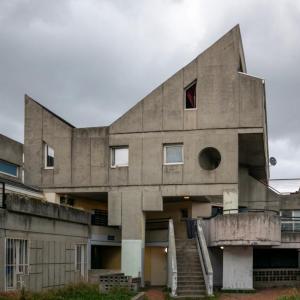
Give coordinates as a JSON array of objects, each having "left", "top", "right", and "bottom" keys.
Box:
[
  {"left": 195, "top": 219, "right": 213, "bottom": 296},
  {"left": 168, "top": 219, "right": 177, "bottom": 296}
]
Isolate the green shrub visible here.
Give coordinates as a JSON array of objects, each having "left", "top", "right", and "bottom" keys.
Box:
[{"left": 0, "top": 283, "right": 135, "bottom": 300}]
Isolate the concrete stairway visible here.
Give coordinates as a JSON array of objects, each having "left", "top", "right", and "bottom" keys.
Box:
[{"left": 176, "top": 239, "right": 206, "bottom": 298}]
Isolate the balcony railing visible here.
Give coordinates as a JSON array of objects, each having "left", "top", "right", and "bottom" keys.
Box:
[{"left": 91, "top": 210, "right": 108, "bottom": 226}]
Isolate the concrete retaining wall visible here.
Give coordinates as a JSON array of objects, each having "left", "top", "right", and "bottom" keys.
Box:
[{"left": 0, "top": 196, "right": 89, "bottom": 292}]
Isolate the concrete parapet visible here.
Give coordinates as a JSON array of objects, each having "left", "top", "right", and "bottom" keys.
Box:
[
  {"left": 207, "top": 212, "right": 281, "bottom": 246},
  {"left": 5, "top": 194, "right": 90, "bottom": 224}
]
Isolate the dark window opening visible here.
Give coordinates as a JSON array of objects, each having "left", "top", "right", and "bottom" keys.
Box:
[
  {"left": 253, "top": 249, "right": 298, "bottom": 269},
  {"left": 212, "top": 206, "right": 223, "bottom": 217},
  {"left": 60, "top": 196, "right": 74, "bottom": 206},
  {"left": 91, "top": 209, "right": 108, "bottom": 226},
  {"left": 181, "top": 208, "right": 188, "bottom": 219},
  {"left": 185, "top": 81, "right": 197, "bottom": 109}
]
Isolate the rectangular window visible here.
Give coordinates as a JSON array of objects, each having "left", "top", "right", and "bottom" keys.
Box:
[
  {"left": 0, "top": 160, "right": 18, "bottom": 177},
  {"left": 111, "top": 147, "right": 129, "bottom": 167},
  {"left": 185, "top": 81, "right": 197, "bottom": 109},
  {"left": 164, "top": 144, "right": 183, "bottom": 165},
  {"left": 281, "top": 210, "right": 300, "bottom": 232},
  {"left": 44, "top": 143, "right": 54, "bottom": 169},
  {"left": 5, "top": 238, "right": 29, "bottom": 290},
  {"left": 75, "top": 244, "right": 86, "bottom": 279}
]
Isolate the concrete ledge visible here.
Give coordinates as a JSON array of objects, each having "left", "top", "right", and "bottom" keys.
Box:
[
  {"left": 207, "top": 212, "right": 281, "bottom": 246},
  {"left": 131, "top": 292, "right": 145, "bottom": 300},
  {"left": 5, "top": 194, "right": 90, "bottom": 224}
]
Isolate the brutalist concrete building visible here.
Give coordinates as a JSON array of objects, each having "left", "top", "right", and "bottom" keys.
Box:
[{"left": 1, "top": 25, "right": 300, "bottom": 298}]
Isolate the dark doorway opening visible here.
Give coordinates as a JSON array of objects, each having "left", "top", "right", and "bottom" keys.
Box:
[{"left": 91, "top": 245, "right": 121, "bottom": 270}]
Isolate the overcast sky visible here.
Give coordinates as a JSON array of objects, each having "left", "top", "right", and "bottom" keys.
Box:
[{"left": 0, "top": 0, "right": 299, "bottom": 184}]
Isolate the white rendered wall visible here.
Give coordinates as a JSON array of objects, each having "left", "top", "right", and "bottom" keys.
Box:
[
  {"left": 223, "top": 246, "right": 253, "bottom": 290},
  {"left": 121, "top": 239, "right": 144, "bottom": 279}
]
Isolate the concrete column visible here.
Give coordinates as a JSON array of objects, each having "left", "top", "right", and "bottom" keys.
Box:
[
  {"left": 223, "top": 189, "right": 238, "bottom": 214},
  {"left": 222, "top": 246, "right": 253, "bottom": 290},
  {"left": 121, "top": 190, "right": 145, "bottom": 284}
]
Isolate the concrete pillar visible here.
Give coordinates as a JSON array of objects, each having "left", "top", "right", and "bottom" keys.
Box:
[
  {"left": 121, "top": 190, "right": 145, "bottom": 284},
  {"left": 223, "top": 189, "right": 238, "bottom": 214},
  {"left": 222, "top": 246, "right": 253, "bottom": 290}
]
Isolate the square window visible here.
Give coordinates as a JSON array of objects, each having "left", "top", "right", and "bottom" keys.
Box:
[
  {"left": 44, "top": 143, "right": 54, "bottom": 169},
  {"left": 164, "top": 144, "right": 183, "bottom": 165},
  {"left": 111, "top": 147, "right": 129, "bottom": 167},
  {"left": 185, "top": 81, "right": 197, "bottom": 109}
]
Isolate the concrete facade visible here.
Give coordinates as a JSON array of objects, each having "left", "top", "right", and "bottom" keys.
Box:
[
  {"left": 22, "top": 25, "right": 270, "bottom": 286},
  {"left": 1, "top": 24, "right": 300, "bottom": 294}
]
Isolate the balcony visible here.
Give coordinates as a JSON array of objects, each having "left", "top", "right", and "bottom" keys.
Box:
[{"left": 204, "top": 210, "right": 281, "bottom": 246}]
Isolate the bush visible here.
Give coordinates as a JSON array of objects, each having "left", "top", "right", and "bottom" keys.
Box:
[{"left": 0, "top": 283, "right": 135, "bottom": 300}]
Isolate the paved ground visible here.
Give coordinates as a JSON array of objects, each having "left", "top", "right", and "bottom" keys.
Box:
[
  {"left": 145, "top": 288, "right": 165, "bottom": 300},
  {"left": 219, "top": 287, "right": 299, "bottom": 300},
  {"left": 145, "top": 287, "right": 300, "bottom": 300}
]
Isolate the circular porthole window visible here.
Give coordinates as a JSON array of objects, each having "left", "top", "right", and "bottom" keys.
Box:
[{"left": 199, "top": 147, "right": 221, "bottom": 170}]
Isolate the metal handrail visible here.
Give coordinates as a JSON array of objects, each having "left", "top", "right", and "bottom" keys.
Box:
[
  {"left": 222, "top": 208, "right": 279, "bottom": 215},
  {"left": 195, "top": 219, "right": 213, "bottom": 296},
  {"left": 256, "top": 178, "right": 282, "bottom": 195}
]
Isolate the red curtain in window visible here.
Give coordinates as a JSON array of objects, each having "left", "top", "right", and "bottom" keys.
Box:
[{"left": 186, "top": 84, "right": 196, "bottom": 108}]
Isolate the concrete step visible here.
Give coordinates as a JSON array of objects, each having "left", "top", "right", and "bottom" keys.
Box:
[
  {"left": 173, "top": 296, "right": 206, "bottom": 299},
  {"left": 178, "top": 283, "right": 205, "bottom": 288},
  {"left": 177, "top": 255, "right": 200, "bottom": 263},
  {"left": 177, "top": 272, "right": 204, "bottom": 281},
  {"left": 177, "top": 289, "right": 206, "bottom": 296},
  {"left": 177, "top": 265, "right": 202, "bottom": 269},
  {"left": 178, "top": 275, "right": 204, "bottom": 281},
  {"left": 177, "top": 267, "right": 202, "bottom": 271},
  {"left": 176, "top": 249, "right": 198, "bottom": 253}
]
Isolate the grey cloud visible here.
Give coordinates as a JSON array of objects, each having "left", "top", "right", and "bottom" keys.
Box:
[{"left": 0, "top": 0, "right": 299, "bottom": 180}]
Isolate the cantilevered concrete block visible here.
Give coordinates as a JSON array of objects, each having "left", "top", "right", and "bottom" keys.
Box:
[
  {"left": 108, "top": 191, "right": 122, "bottom": 226},
  {"left": 142, "top": 187, "right": 163, "bottom": 211}
]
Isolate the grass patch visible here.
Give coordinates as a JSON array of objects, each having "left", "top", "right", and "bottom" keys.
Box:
[
  {"left": 278, "top": 296, "right": 300, "bottom": 300},
  {"left": 277, "top": 287, "right": 300, "bottom": 300},
  {"left": 0, "top": 283, "right": 135, "bottom": 300}
]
